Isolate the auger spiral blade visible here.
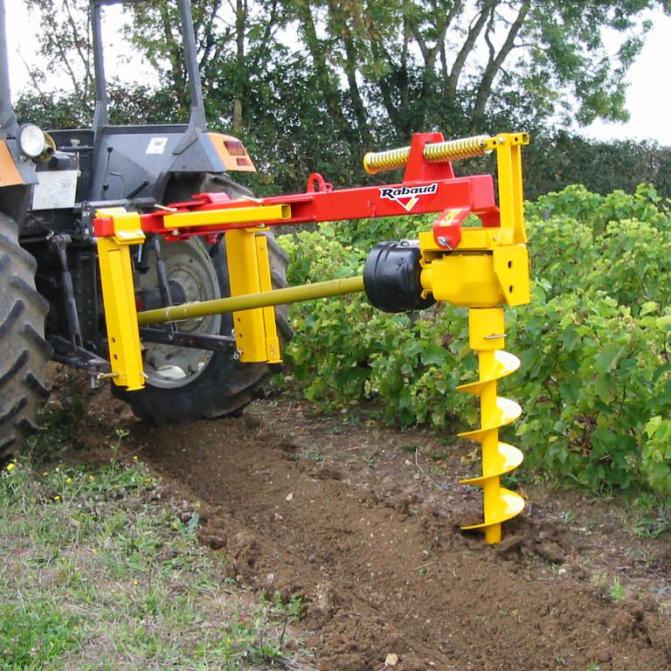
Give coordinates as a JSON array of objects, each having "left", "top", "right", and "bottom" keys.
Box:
[{"left": 458, "top": 308, "right": 525, "bottom": 544}]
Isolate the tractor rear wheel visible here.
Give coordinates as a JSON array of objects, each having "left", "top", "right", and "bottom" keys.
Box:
[
  {"left": 115, "top": 229, "right": 291, "bottom": 424},
  {"left": 0, "top": 213, "right": 51, "bottom": 460}
]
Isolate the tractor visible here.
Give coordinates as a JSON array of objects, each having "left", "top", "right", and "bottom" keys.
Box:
[
  {"left": 0, "top": 0, "right": 532, "bottom": 543},
  {"left": 0, "top": 0, "right": 291, "bottom": 460}
]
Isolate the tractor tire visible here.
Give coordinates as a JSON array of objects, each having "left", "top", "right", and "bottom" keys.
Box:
[
  {"left": 115, "top": 178, "right": 292, "bottom": 424},
  {"left": 0, "top": 213, "right": 51, "bottom": 460}
]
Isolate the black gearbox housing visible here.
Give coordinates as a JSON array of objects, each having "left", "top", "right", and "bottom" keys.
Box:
[{"left": 364, "top": 241, "right": 435, "bottom": 313}]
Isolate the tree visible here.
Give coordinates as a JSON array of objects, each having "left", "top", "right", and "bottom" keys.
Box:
[
  {"left": 12, "top": 0, "right": 669, "bottom": 195},
  {"left": 22, "top": 0, "right": 94, "bottom": 118},
  {"left": 293, "top": 0, "right": 659, "bottom": 140}
]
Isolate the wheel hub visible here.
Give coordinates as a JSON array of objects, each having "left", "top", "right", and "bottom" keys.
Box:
[{"left": 136, "top": 239, "right": 225, "bottom": 389}]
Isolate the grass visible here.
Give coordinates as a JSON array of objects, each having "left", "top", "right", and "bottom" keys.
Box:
[
  {"left": 609, "top": 577, "right": 626, "bottom": 602},
  {"left": 0, "top": 396, "right": 312, "bottom": 670}
]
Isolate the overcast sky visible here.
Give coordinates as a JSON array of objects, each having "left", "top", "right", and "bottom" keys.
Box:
[
  {"left": 585, "top": 7, "right": 671, "bottom": 145},
  {"left": 5, "top": 2, "right": 671, "bottom": 147}
]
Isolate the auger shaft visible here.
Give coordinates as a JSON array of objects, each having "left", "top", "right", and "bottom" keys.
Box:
[
  {"left": 458, "top": 308, "right": 524, "bottom": 544},
  {"left": 478, "top": 349, "right": 503, "bottom": 544}
]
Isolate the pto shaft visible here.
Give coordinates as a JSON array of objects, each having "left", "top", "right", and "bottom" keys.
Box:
[{"left": 137, "top": 276, "right": 365, "bottom": 326}]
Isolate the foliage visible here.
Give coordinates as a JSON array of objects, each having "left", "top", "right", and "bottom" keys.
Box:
[
  {"left": 14, "top": 84, "right": 181, "bottom": 130},
  {"left": 281, "top": 222, "right": 473, "bottom": 428},
  {"left": 23, "top": 0, "right": 93, "bottom": 106},
  {"left": 279, "top": 185, "right": 671, "bottom": 503},
  {"left": 22, "top": 0, "right": 660, "bottom": 135},
  {"left": 0, "top": 601, "right": 79, "bottom": 671},
  {"left": 522, "top": 134, "right": 671, "bottom": 200},
  {"left": 14, "top": 1, "right": 670, "bottom": 197}
]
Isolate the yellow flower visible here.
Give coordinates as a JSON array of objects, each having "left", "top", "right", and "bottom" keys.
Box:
[
  {"left": 54, "top": 495, "right": 61, "bottom": 502},
  {"left": 6, "top": 462, "right": 16, "bottom": 472},
  {"left": 66, "top": 477, "right": 73, "bottom": 485}
]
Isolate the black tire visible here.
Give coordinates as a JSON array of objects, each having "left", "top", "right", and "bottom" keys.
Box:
[
  {"left": 115, "top": 177, "right": 292, "bottom": 424},
  {"left": 0, "top": 213, "right": 51, "bottom": 460}
]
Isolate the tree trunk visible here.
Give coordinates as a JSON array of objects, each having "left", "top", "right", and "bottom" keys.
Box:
[
  {"left": 471, "top": 0, "right": 530, "bottom": 123},
  {"left": 295, "top": 0, "right": 354, "bottom": 142},
  {"left": 233, "top": 0, "right": 247, "bottom": 134}
]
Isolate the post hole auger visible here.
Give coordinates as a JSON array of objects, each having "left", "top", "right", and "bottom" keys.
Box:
[{"left": 92, "top": 130, "right": 531, "bottom": 543}]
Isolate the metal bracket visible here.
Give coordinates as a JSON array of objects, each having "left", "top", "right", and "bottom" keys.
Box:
[
  {"left": 48, "top": 335, "right": 111, "bottom": 386},
  {"left": 139, "top": 328, "right": 235, "bottom": 353},
  {"left": 95, "top": 207, "right": 146, "bottom": 390}
]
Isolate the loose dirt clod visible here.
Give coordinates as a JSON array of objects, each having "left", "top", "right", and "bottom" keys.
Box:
[{"left": 385, "top": 652, "right": 400, "bottom": 666}]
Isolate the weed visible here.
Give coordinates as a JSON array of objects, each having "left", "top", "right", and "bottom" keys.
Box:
[
  {"left": 0, "top": 601, "right": 80, "bottom": 670},
  {"left": 298, "top": 447, "right": 324, "bottom": 465},
  {"left": 560, "top": 511, "right": 576, "bottom": 525},
  {"left": 267, "top": 592, "right": 306, "bottom": 621},
  {"left": 25, "top": 384, "right": 91, "bottom": 463},
  {"left": 109, "top": 427, "right": 130, "bottom": 462},
  {"left": 590, "top": 571, "right": 609, "bottom": 592},
  {"left": 629, "top": 494, "right": 671, "bottom": 537},
  {"left": 609, "top": 577, "right": 626, "bottom": 602},
  {"left": 430, "top": 464, "right": 446, "bottom": 477}
]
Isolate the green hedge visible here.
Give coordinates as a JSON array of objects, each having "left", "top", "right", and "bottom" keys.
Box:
[{"left": 279, "top": 185, "right": 671, "bottom": 499}]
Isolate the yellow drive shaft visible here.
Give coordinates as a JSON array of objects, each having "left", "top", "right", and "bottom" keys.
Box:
[{"left": 137, "top": 276, "right": 365, "bottom": 326}]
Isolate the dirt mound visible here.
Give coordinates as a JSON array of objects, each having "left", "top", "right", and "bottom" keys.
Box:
[{"left": 125, "top": 399, "right": 671, "bottom": 671}]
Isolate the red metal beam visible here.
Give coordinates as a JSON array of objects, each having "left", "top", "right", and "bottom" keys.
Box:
[{"left": 93, "top": 132, "right": 501, "bottom": 242}]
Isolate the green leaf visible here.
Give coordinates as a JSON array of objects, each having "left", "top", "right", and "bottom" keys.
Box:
[{"left": 421, "top": 343, "right": 449, "bottom": 366}]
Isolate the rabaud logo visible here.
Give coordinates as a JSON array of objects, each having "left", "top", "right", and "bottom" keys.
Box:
[{"left": 379, "top": 183, "right": 438, "bottom": 212}]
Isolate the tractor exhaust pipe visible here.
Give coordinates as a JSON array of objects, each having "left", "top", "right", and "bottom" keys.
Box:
[{"left": 0, "top": 0, "right": 17, "bottom": 132}]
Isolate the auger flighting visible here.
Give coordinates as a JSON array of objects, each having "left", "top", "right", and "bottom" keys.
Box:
[{"left": 458, "top": 312, "right": 525, "bottom": 544}]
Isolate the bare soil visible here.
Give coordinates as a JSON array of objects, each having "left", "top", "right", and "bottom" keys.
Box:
[{"left": 56, "top": 369, "right": 671, "bottom": 671}]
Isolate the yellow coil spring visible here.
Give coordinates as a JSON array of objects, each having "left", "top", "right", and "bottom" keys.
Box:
[
  {"left": 458, "top": 308, "right": 524, "bottom": 544},
  {"left": 363, "top": 146, "right": 411, "bottom": 174},
  {"left": 363, "top": 134, "right": 493, "bottom": 174},
  {"left": 423, "top": 134, "right": 491, "bottom": 163}
]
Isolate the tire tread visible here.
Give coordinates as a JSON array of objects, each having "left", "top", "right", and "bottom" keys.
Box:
[{"left": 0, "top": 213, "right": 50, "bottom": 461}]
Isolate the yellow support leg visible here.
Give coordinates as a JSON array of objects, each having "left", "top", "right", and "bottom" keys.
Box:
[
  {"left": 225, "top": 228, "right": 281, "bottom": 363},
  {"left": 255, "top": 235, "right": 281, "bottom": 363},
  {"left": 458, "top": 307, "right": 524, "bottom": 543},
  {"left": 95, "top": 208, "right": 146, "bottom": 390}
]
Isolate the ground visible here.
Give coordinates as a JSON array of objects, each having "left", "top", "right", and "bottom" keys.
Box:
[
  {"left": 89, "top": 378, "right": 669, "bottom": 671},
  {"left": 30, "top": 369, "right": 671, "bottom": 669}
]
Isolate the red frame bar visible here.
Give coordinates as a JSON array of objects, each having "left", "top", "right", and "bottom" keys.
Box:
[{"left": 94, "top": 132, "right": 501, "bottom": 245}]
